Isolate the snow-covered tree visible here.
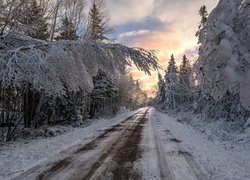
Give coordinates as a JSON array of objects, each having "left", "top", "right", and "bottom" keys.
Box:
[
  {"left": 178, "top": 55, "right": 192, "bottom": 105},
  {"left": 0, "top": 34, "right": 159, "bottom": 139},
  {"left": 179, "top": 55, "right": 191, "bottom": 88},
  {"left": 157, "top": 73, "right": 166, "bottom": 104},
  {"left": 196, "top": 5, "right": 209, "bottom": 43},
  {"left": 195, "top": 0, "right": 250, "bottom": 121},
  {"left": 89, "top": 69, "right": 118, "bottom": 117},
  {"left": 197, "top": 6, "right": 208, "bottom": 32},
  {"left": 164, "top": 54, "right": 178, "bottom": 109}
]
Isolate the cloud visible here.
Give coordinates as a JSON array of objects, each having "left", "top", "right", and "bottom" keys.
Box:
[
  {"left": 105, "top": 0, "right": 219, "bottom": 97},
  {"left": 117, "top": 29, "right": 150, "bottom": 42},
  {"left": 126, "top": 29, "right": 199, "bottom": 97},
  {"left": 106, "top": 0, "right": 155, "bottom": 26}
]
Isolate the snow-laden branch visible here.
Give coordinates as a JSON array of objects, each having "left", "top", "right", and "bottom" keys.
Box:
[
  {"left": 0, "top": 36, "right": 159, "bottom": 96},
  {"left": 196, "top": 0, "right": 250, "bottom": 110}
]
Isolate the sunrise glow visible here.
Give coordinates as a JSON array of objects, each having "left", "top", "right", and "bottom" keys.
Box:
[{"left": 107, "top": 0, "right": 219, "bottom": 97}]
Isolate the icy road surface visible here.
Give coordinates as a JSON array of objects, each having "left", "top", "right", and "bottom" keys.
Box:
[
  {"left": 2, "top": 107, "right": 250, "bottom": 179},
  {"left": 13, "top": 108, "right": 206, "bottom": 180}
]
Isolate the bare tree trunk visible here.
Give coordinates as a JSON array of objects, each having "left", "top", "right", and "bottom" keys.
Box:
[
  {"left": 33, "top": 93, "right": 43, "bottom": 129},
  {"left": 50, "top": 0, "right": 61, "bottom": 42}
]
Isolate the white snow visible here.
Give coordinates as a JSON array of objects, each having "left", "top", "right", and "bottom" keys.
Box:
[
  {"left": 0, "top": 109, "right": 143, "bottom": 179},
  {"left": 1, "top": 107, "right": 250, "bottom": 180},
  {"left": 197, "top": 0, "right": 250, "bottom": 110},
  {"left": 150, "top": 108, "right": 250, "bottom": 180}
]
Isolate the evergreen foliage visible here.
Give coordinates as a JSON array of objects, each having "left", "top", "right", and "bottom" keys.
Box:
[
  {"left": 198, "top": 5, "right": 208, "bottom": 30},
  {"left": 85, "top": 0, "right": 112, "bottom": 41},
  {"left": 21, "top": 0, "right": 49, "bottom": 40},
  {"left": 164, "top": 54, "right": 178, "bottom": 109},
  {"left": 156, "top": 54, "right": 193, "bottom": 110},
  {"left": 89, "top": 70, "right": 119, "bottom": 117},
  {"left": 157, "top": 73, "right": 166, "bottom": 104},
  {"left": 179, "top": 55, "right": 191, "bottom": 88},
  {"left": 196, "top": 5, "right": 208, "bottom": 40},
  {"left": 0, "top": 34, "right": 158, "bottom": 141},
  {"left": 179, "top": 55, "right": 192, "bottom": 105},
  {"left": 56, "top": 17, "right": 79, "bottom": 40}
]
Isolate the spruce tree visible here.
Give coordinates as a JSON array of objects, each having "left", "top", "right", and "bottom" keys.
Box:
[
  {"left": 198, "top": 6, "right": 208, "bottom": 30},
  {"left": 157, "top": 73, "right": 166, "bottom": 104},
  {"left": 56, "top": 17, "right": 79, "bottom": 40},
  {"left": 179, "top": 55, "right": 192, "bottom": 88},
  {"left": 196, "top": 5, "right": 208, "bottom": 38},
  {"left": 85, "top": 0, "right": 112, "bottom": 41},
  {"left": 22, "top": 0, "right": 49, "bottom": 40},
  {"left": 179, "top": 55, "right": 192, "bottom": 105},
  {"left": 164, "top": 54, "right": 178, "bottom": 109},
  {"left": 90, "top": 70, "right": 118, "bottom": 117}
]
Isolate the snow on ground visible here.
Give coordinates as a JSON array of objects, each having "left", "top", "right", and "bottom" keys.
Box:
[
  {"left": 150, "top": 108, "right": 250, "bottom": 180},
  {"left": 1, "top": 107, "right": 249, "bottom": 180},
  {"left": 0, "top": 108, "right": 144, "bottom": 179}
]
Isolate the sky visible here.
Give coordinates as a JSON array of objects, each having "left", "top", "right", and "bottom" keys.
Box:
[{"left": 106, "top": 0, "right": 219, "bottom": 97}]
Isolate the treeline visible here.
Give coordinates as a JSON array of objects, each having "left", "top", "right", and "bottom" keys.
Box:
[
  {"left": 156, "top": 5, "right": 250, "bottom": 123},
  {"left": 156, "top": 54, "right": 192, "bottom": 110},
  {"left": 0, "top": 0, "right": 110, "bottom": 41},
  {"left": 0, "top": 0, "right": 157, "bottom": 142},
  {"left": 89, "top": 71, "right": 147, "bottom": 118},
  {"left": 156, "top": 53, "right": 249, "bottom": 121}
]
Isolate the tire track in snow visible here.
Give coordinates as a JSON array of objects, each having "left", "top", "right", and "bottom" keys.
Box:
[{"left": 15, "top": 108, "right": 149, "bottom": 180}]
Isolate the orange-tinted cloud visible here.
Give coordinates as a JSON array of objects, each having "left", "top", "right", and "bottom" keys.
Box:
[
  {"left": 125, "top": 29, "right": 198, "bottom": 97},
  {"left": 108, "top": 0, "right": 219, "bottom": 97}
]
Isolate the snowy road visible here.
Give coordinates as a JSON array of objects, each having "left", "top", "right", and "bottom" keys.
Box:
[
  {"left": 15, "top": 108, "right": 149, "bottom": 180},
  {"left": 3, "top": 107, "right": 249, "bottom": 179},
  {"left": 13, "top": 108, "right": 207, "bottom": 180}
]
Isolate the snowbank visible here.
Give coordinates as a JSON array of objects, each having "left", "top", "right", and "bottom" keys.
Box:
[{"left": 151, "top": 109, "right": 250, "bottom": 180}]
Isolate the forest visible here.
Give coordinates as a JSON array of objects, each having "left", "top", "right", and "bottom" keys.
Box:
[
  {"left": 0, "top": 0, "right": 249, "bottom": 145},
  {"left": 155, "top": 3, "right": 250, "bottom": 129},
  {"left": 1, "top": 0, "right": 250, "bottom": 179},
  {"left": 0, "top": 0, "right": 159, "bottom": 142}
]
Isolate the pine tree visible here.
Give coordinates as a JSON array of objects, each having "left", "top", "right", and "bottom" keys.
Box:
[
  {"left": 22, "top": 0, "right": 49, "bottom": 40},
  {"left": 56, "top": 16, "right": 79, "bottom": 40},
  {"left": 85, "top": 0, "right": 112, "bottom": 41},
  {"left": 164, "top": 54, "right": 178, "bottom": 109},
  {"left": 196, "top": 5, "right": 208, "bottom": 38},
  {"left": 157, "top": 73, "right": 166, "bottom": 104},
  {"left": 198, "top": 6, "right": 208, "bottom": 30},
  {"left": 179, "top": 55, "right": 192, "bottom": 89},
  {"left": 90, "top": 70, "right": 118, "bottom": 117},
  {"left": 179, "top": 55, "right": 192, "bottom": 105}
]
